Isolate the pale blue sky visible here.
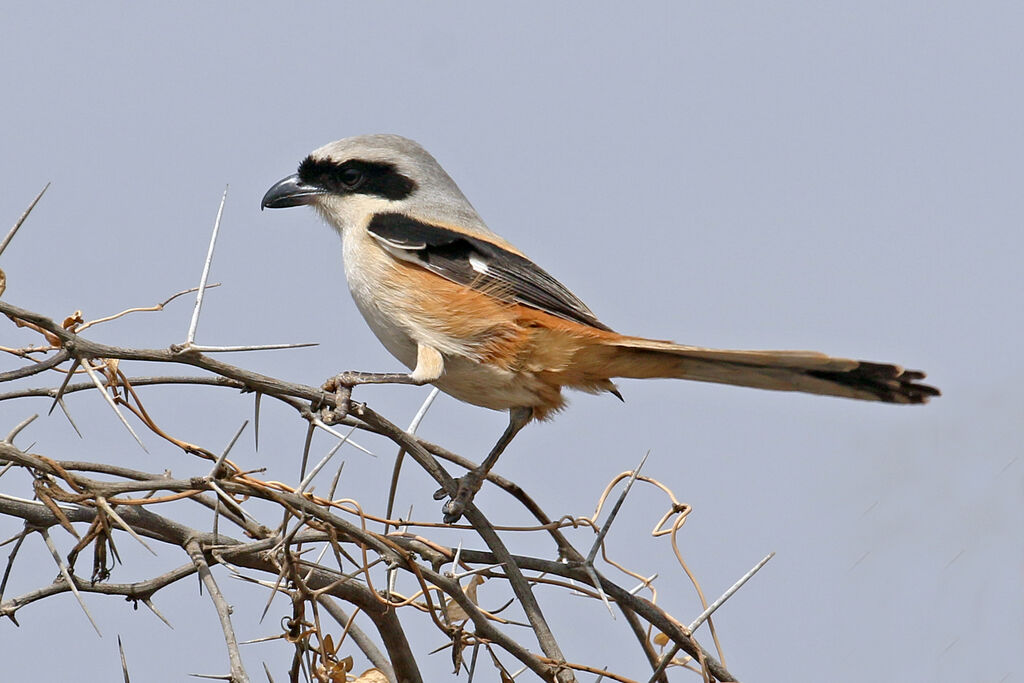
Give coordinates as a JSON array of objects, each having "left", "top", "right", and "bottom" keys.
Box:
[{"left": 1, "top": 4, "right": 1020, "bottom": 681}]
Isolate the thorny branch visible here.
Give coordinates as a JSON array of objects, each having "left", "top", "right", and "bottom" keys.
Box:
[{"left": 0, "top": 293, "right": 759, "bottom": 682}]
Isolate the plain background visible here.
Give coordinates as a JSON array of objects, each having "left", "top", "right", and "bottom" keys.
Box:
[{"left": 1, "top": 4, "right": 1020, "bottom": 682}]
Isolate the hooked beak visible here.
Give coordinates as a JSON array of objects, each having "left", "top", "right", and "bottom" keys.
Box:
[{"left": 261, "top": 174, "right": 326, "bottom": 210}]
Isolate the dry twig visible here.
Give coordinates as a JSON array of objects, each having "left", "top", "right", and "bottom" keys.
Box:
[{"left": 1, "top": 293, "right": 747, "bottom": 682}]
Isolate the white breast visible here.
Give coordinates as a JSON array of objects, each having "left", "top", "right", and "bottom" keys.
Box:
[{"left": 341, "top": 226, "right": 420, "bottom": 371}]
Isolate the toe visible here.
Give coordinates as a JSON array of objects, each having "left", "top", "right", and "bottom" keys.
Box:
[{"left": 442, "top": 500, "right": 464, "bottom": 524}]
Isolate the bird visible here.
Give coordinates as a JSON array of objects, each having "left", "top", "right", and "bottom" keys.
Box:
[{"left": 262, "top": 134, "right": 939, "bottom": 523}]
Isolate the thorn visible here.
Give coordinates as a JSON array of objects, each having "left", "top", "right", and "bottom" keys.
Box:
[
  {"left": 81, "top": 360, "right": 147, "bottom": 453},
  {"left": 298, "top": 429, "right": 351, "bottom": 493},
  {"left": 687, "top": 551, "right": 774, "bottom": 632},
  {"left": 186, "top": 186, "right": 229, "bottom": 346},
  {"left": 408, "top": 386, "right": 440, "bottom": 434},
  {"left": 208, "top": 420, "right": 248, "bottom": 479},
  {"left": 584, "top": 564, "right": 615, "bottom": 618},
  {"left": 298, "top": 422, "right": 314, "bottom": 482},
  {"left": 453, "top": 563, "right": 504, "bottom": 581},
  {"left": 188, "top": 674, "right": 233, "bottom": 680},
  {"left": 587, "top": 451, "right": 649, "bottom": 564},
  {"left": 142, "top": 598, "right": 173, "bottom": 629},
  {"left": 466, "top": 643, "right": 480, "bottom": 682},
  {"left": 326, "top": 461, "right": 345, "bottom": 501},
  {"left": 117, "top": 635, "right": 131, "bottom": 683},
  {"left": 95, "top": 497, "right": 157, "bottom": 556},
  {"left": 311, "top": 418, "right": 374, "bottom": 456},
  {"left": 40, "top": 528, "right": 101, "bottom": 636},
  {"left": 258, "top": 561, "right": 289, "bottom": 624},
  {"left": 253, "top": 393, "right": 262, "bottom": 452},
  {"left": 0, "top": 182, "right": 50, "bottom": 259},
  {"left": 185, "top": 342, "right": 318, "bottom": 352},
  {"left": 56, "top": 397, "right": 83, "bottom": 438},
  {"left": 628, "top": 573, "right": 657, "bottom": 595},
  {"left": 208, "top": 481, "right": 258, "bottom": 522},
  {"left": 452, "top": 541, "right": 463, "bottom": 572},
  {"left": 0, "top": 526, "right": 31, "bottom": 603},
  {"left": 48, "top": 358, "right": 81, "bottom": 416}
]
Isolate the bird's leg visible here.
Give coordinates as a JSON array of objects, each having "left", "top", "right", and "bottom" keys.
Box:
[
  {"left": 434, "top": 406, "right": 533, "bottom": 524},
  {"left": 323, "top": 370, "right": 426, "bottom": 390},
  {"left": 320, "top": 345, "right": 443, "bottom": 424}
]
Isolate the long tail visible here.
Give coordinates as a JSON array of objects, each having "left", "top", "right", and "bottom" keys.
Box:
[{"left": 591, "top": 336, "right": 939, "bottom": 404}]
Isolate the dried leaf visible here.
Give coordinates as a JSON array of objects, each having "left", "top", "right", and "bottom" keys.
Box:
[
  {"left": 0, "top": 267, "right": 6, "bottom": 297},
  {"left": 351, "top": 669, "right": 389, "bottom": 683},
  {"left": 62, "top": 311, "right": 83, "bottom": 332},
  {"left": 33, "top": 482, "right": 80, "bottom": 539},
  {"left": 653, "top": 631, "right": 670, "bottom": 648},
  {"left": 464, "top": 574, "right": 484, "bottom": 601},
  {"left": 445, "top": 574, "right": 485, "bottom": 623},
  {"left": 11, "top": 315, "right": 62, "bottom": 346},
  {"left": 102, "top": 358, "right": 121, "bottom": 386}
]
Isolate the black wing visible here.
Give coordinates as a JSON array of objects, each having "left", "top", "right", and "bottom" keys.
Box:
[{"left": 367, "top": 212, "right": 611, "bottom": 331}]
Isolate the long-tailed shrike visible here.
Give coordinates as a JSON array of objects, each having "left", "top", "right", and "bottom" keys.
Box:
[{"left": 262, "top": 134, "right": 938, "bottom": 522}]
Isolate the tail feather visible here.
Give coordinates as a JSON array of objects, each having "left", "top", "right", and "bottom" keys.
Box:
[{"left": 594, "top": 336, "right": 939, "bottom": 404}]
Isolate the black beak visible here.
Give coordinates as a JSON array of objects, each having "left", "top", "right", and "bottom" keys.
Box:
[{"left": 261, "top": 174, "right": 325, "bottom": 210}]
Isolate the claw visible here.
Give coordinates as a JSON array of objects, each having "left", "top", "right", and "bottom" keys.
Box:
[
  {"left": 435, "top": 474, "right": 483, "bottom": 524},
  {"left": 442, "top": 502, "right": 465, "bottom": 525},
  {"left": 319, "top": 374, "right": 354, "bottom": 425}
]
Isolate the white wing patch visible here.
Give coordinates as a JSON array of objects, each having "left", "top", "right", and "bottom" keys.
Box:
[
  {"left": 370, "top": 232, "right": 424, "bottom": 252},
  {"left": 368, "top": 232, "right": 426, "bottom": 267},
  {"left": 468, "top": 253, "right": 489, "bottom": 274}
]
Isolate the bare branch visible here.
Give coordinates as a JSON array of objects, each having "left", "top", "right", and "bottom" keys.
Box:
[
  {"left": 3, "top": 413, "right": 38, "bottom": 444},
  {"left": 186, "top": 538, "right": 249, "bottom": 683},
  {"left": 0, "top": 348, "right": 70, "bottom": 383},
  {"left": 75, "top": 284, "right": 223, "bottom": 333},
  {"left": 317, "top": 595, "right": 396, "bottom": 683},
  {"left": 0, "top": 300, "right": 749, "bottom": 683}
]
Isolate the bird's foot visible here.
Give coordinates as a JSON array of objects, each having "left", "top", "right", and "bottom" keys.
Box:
[
  {"left": 433, "top": 471, "right": 484, "bottom": 524},
  {"left": 319, "top": 373, "right": 357, "bottom": 424},
  {"left": 320, "top": 370, "right": 424, "bottom": 423},
  {"left": 323, "top": 371, "right": 370, "bottom": 393}
]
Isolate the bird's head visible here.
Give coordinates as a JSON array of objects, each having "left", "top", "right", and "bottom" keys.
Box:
[{"left": 261, "top": 134, "right": 485, "bottom": 236}]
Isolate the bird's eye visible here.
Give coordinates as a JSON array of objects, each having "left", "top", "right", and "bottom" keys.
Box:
[{"left": 339, "top": 168, "right": 364, "bottom": 189}]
